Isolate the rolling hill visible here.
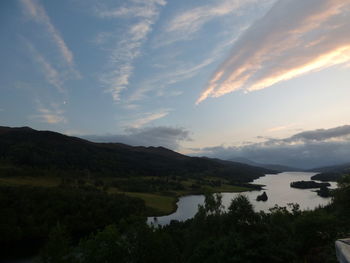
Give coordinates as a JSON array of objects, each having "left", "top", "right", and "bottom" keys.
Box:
[
  {"left": 310, "top": 163, "right": 350, "bottom": 181},
  {"left": 228, "top": 157, "right": 300, "bottom": 172},
  {"left": 0, "top": 126, "right": 276, "bottom": 182}
]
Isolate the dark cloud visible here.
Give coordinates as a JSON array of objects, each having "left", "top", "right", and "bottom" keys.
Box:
[
  {"left": 195, "top": 125, "right": 350, "bottom": 169},
  {"left": 285, "top": 125, "right": 350, "bottom": 142},
  {"left": 82, "top": 126, "right": 191, "bottom": 150}
]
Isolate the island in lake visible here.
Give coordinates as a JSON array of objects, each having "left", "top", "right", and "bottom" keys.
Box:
[
  {"left": 256, "top": 191, "right": 268, "bottom": 201},
  {"left": 290, "top": 180, "right": 330, "bottom": 189},
  {"left": 290, "top": 180, "right": 332, "bottom": 198}
]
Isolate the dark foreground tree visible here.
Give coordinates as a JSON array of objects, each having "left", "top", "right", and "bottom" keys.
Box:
[{"left": 36, "top": 175, "right": 350, "bottom": 263}]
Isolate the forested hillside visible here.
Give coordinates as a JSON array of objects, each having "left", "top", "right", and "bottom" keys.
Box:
[
  {"left": 35, "top": 176, "right": 350, "bottom": 263},
  {"left": 0, "top": 126, "right": 275, "bottom": 181},
  {"left": 311, "top": 163, "right": 350, "bottom": 181},
  {"left": 0, "top": 126, "right": 277, "bottom": 260}
]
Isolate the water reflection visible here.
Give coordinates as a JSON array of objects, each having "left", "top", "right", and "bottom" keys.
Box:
[{"left": 148, "top": 172, "right": 337, "bottom": 226}]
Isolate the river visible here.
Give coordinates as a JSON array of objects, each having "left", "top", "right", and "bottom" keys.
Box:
[{"left": 148, "top": 172, "right": 337, "bottom": 226}]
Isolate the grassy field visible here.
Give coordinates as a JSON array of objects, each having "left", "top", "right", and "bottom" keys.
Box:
[
  {"left": 0, "top": 175, "right": 60, "bottom": 187},
  {"left": 124, "top": 192, "right": 177, "bottom": 216},
  {"left": 0, "top": 173, "right": 253, "bottom": 216}
]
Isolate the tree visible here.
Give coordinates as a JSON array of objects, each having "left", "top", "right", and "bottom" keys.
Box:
[
  {"left": 38, "top": 223, "right": 73, "bottom": 263},
  {"left": 228, "top": 194, "right": 255, "bottom": 224},
  {"left": 203, "top": 193, "right": 224, "bottom": 216},
  {"left": 77, "top": 225, "right": 128, "bottom": 263}
]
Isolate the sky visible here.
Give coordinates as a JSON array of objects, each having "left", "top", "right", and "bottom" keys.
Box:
[{"left": 1, "top": 0, "right": 350, "bottom": 168}]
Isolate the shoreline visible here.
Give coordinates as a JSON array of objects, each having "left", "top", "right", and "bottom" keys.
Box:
[
  {"left": 148, "top": 172, "right": 336, "bottom": 224},
  {"left": 148, "top": 185, "right": 260, "bottom": 217}
]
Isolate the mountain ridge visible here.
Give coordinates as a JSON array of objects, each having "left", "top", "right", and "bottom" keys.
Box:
[
  {"left": 0, "top": 126, "right": 276, "bottom": 182},
  {"left": 228, "top": 157, "right": 301, "bottom": 172},
  {"left": 309, "top": 162, "right": 350, "bottom": 181}
]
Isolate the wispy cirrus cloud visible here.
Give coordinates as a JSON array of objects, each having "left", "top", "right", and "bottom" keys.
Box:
[
  {"left": 167, "top": 0, "right": 248, "bottom": 33},
  {"left": 267, "top": 125, "right": 290, "bottom": 133},
  {"left": 127, "top": 56, "right": 215, "bottom": 102},
  {"left": 96, "top": 0, "right": 165, "bottom": 19},
  {"left": 197, "top": 0, "right": 350, "bottom": 104},
  {"left": 31, "top": 101, "right": 66, "bottom": 124},
  {"left": 95, "top": 0, "right": 166, "bottom": 101},
  {"left": 128, "top": 36, "right": 238, "bottom": 102},
  {"left": 157, "top": 0, "right": 267, "bottom": 46},
  {"left": 125, "top": 109, "right": 171, "bottom": 128},
  {"left": 25, "top": 40, "right": 65, "bottom": 94},
  {"left": 19, "top": 0, "right": 78, "bottom": 76},
  {"left": 267, "top": 123, "right": 297, "bottom": 133}
]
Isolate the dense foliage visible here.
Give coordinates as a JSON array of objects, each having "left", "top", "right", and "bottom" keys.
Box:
[
  {"left": 311, "top": 162, "right": 350, "bottom": 181},
  {"left": 2, "top": 126, "right": 349, "bottom": 262},
  {"left": 290, "top": 180, "right": 330, "bottom": 189},
  {"left": 312, "top": 172, "right": 345, "bottom": 182},
  {"left": 0, "top": 185, "right": 146, "bottom": 258},
  {"left": 0, "top": 126, "right": 275, "bottom": 181},
  {"left": 37, "top": 176, "right": 350, "bottom": 263}
]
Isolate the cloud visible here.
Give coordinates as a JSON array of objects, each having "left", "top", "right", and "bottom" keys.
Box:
[
  {"left": 125, "top": 109, "right": 171, "bottom": 128},
  {"left": 194, "top": 125, "right": 350, "bottom": 169},
  {"left": 31, "top": 101, "right": 66, "bottom": 124},
  {"left": 96, "top": 0, "right": 166, "bottom": 19},
  {"left": 284, "top": 125, "right": 350, "bottom": 143},
  {"left": 96, "top": 0, "right": 166, "bottom": 101},
  {"left": 83, "top": 126, "right": 191, "bottom": 150},
  {"left": 25, "top": 40, "right": 65, "bottom": 94},
  {"left": 158, "top": 0, "right": 261, "bottom": 46},
  {"left": 128, "top": 36, "right": 238, "bottom": 102},
  {"left": 20, "top": 0, "right": 78, "bottom": 75},
  {"left": 197, "top": 0, "right": 350, "bottom": 103},
  {"left": 92, "top": 32, "right": 113, "bottom": 46},
  {"left": 127, "top": 56, "right": 215, "bottom": 102},
  {"left": 267, "top": 125, "right": 290, "bottom": 133}
]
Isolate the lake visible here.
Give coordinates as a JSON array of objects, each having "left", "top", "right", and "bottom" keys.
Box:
[
  {"left": 7, "top": 171, "right": 337, "bottom": 263},
  {"left": 148, "top": 172, "right": 337, "bottom": 226}
]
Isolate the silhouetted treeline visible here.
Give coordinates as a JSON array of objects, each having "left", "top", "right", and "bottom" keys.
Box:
[
  {"left": 0, "top": 126, "right": 275, "bottom": 182},
  {"left": 0, "top": 185, "right": 147, "bottom": 259},
  {"left": 311, "top": 162, "right": 350, "bottom": 181},
  {"left": 312, "top": 172, "right": 344, "bottom": 182},
  {"left": 36, "top": 176, "right": 350, "bottom": 263},
  {"left": 290, "top": 180, "right": 331, "bottom": 189}
]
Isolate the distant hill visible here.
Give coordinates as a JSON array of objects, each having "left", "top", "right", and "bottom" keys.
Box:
[
  {"left": 310, "top": 163, "right": 350, "bottom": 181},
  {"left": 228, "top": 157, "right": 301, "bottom": 172},
  {"left": 0, "top": 126, "right": 276, "bottom": 182}
]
